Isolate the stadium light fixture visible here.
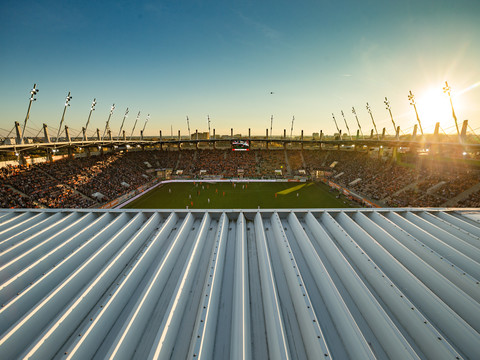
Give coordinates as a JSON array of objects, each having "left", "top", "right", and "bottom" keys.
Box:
[
  {"left": 102, "top": 104, "right": 115, "bottom": 141},
  {"left": 117, "top": 108, "right": 129, "bottom": 139},
  {"left": 408, "top": 91, "right": 424, "bottom": 136},
  {"left": 270, "top": 115, "right": 274, "bottom": 138},
  {"left": 332, "top": 113, "right": 340, "bottom": 134},
  {"left": 340, "top": 111, "right": 352, "bottom": 140},
  {"left": 55, "top": 92, "right": 72, "bottom": 144},
  {"left": 351, "top": 107, "right": 364, "bottom": 139},
  {"left": 384, "top": 97, "right": 397, "bottom": 133},
  {"left": 141, "top": 114, "right": 150, "bottom": 134},
  {"left": 84, "top": 98, "right": 97, "bottom": 140},
  {"left": 443, "top": 81, "right": 460, "bottom": 140},
  {"left": 20, "top": 84, "right": 39, "bottom": 144},
  {"left": 290, "top": 116, "right": 295, "bottom": 139},
  {"left": 366, "top": 103, "right": 379, "bottom": 140},
  {"left": 130, "top": 111, "right": 141, "bottom": 140}
]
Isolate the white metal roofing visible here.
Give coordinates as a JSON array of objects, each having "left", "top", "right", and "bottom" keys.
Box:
[{"left": 0, "top": 208, "right": 479, "bottom": 359}]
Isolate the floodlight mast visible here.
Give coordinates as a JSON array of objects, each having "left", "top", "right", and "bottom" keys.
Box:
[
  {"left": 290, "top": 116, "right": 295, "bottom": 138},
  {"left": 341, "top": 110, "right": 352, "bottom": 139},
  {"left": 21, "top": 84, "right": 39, "bottom": 144},
  {"left": 332, "top": 113, "right": 340, "bottom": 133},
  {"left": 270, "top": 115, "right": 273, "bottom": 138},
  {"left": 207, "top": 115, "right": 211, "bottom": 136},
  {"left": 55, "top": 92, "right": 72, "bottom": 144},
  {"left": 102, "top": 104, "right": 115, "bottom": 140},
  {"left": 408, "top": 91, "right": 423, "bottom": 136},
  {"left": 130, "top": 111, "right": 140, "bottom": 140},
  {"left": 366, "top": 102, "right": 379, "bottom": 139},
  {"left": 384, "top": 97, "right": 397, "bottom": 133},
  {"left": 142, "top": 114, "right": 150, "bottom": 133},
  {"left": 352, "top": 106, "right": 364, "bottom": 139},
  {"left": 117, "top": 108, "right": 129, "bottom": 139},
  {"left": 186, "top": 116, "right": 191, "bottom": 137},
  {"left": 443, "top": 81, "right": 460, "bottom": 139},
  {"left": 84, "top": 98, "right": 97, "bottom": 140}
]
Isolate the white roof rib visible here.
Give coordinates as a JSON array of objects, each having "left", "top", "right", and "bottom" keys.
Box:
[{"left": 0, "top": 208, "right": 479, "bottom": 359}]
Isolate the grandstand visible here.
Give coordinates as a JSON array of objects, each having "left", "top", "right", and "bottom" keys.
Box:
[{"left": 1, "top": 145, "right": 480, "bottom": 209}]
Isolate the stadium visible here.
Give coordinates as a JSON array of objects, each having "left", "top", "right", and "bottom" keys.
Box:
[
  {"left": 3, "top": 0, "right": 480, "bottom": 356},
  {"left": 2, "top": 117, "right": 480, "bottom": 359}
]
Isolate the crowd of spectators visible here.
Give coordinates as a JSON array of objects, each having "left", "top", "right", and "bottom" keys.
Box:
[
  {"left": 0, "top": 165, "right": 38, "bottom": 208},
  {"left": 173, "top": 150, "right": 258, "bottom": 177},
  {"left": 458, "top": 190, "right": 480, "bottom": 207},
  {"left": 75, "top": 153, "right": 149, "bottom": 201},
  {"left": 287, "top": 150, "right": 305, "bottom": 175},
  {"left": 386, "top": 189, "right": 446, "bottom": 207},
  {"left": 0, "top": 150, "right": 158, "bottom": 208},
  {"left": 302, "top": 151, "right": 331, "bottom": 173},
  {"left": 226, "top": 151, "right": 257, "bottom": 177},
  {"left": 318, "top": 151, "right": 415, "bottom": 201},
  {"left": 3, "top": 163, "right": 93, "bottom": 208},
  {"left": 255, "top": 150, "right": 286, "bottom": 177},
  {"left": 433, "top": 172, "right": 478, "bottom": 198},
  {"left": 384, "top": 163, "right": 480, "bottom": 207}
]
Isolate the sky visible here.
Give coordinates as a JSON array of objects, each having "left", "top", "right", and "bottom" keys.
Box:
[{"left": 1, "top": 0, "right": 480, "bottom": 139}]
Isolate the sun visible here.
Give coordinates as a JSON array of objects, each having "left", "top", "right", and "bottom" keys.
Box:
[{"left": 416, "top": 87, "right": 453, "bottom": 133}]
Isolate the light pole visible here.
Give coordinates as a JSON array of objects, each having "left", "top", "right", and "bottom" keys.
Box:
[
  {"left": 117, "top": 108, "right": 129, "bottom": 139},
  {"left": 55, "top": 92, "right": 72, "bottom": 144},
  {"left": 21, "top": 84, "right": 39, "bottom": 144},
  {"left": 341, "top": 110, "right": 352, "bottom": 139},
  {"left": 130, "top": 111, "right": 141, "bottom": 140},
  {"left": 290, "top": 116, "right": 295, "bottom": 138},
  {"left": 352, "top": 107, "right": 364, "bottom": 139},
  {"left": 366, "top": 102, "right": 379, "bottom": 139},
  {"left": 408, "top": 91, "right": 423, "bottom": 136},
  {"left": 84, "top": 98, "right": 96, "bottom": 141},
  {"left": 102, "top": 104, "right": 115, "bottom": 140},
  {"left": 443, "top": 81, "right": 460, "bottom": 140},
  {"left": 332, "top": 113, "right": 340, "bottom": 135},
  {"left": 384, "top": 97, "right": 397, "bottom": 134},
  {"left": 141, "top": 114, "right": 150, "bottom": 139},
  {"left": 270, "top": 115, "right": 274, "bottom": 138}
]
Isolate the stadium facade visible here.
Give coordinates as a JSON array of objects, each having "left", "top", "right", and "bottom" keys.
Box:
[{"left": 1, "top": 208, "right": 480, "bottom": 359}]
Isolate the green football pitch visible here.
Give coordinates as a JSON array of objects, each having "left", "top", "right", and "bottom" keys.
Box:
[{"left": 123, "top": 181, "right": 359, "bottom": 209}]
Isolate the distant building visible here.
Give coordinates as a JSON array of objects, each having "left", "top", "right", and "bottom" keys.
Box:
[
  {"left": 3, "top": 138, "right": 17, "bottom": 145},
  {"left": 191, "top": 132, "right": 210, "bottom": 140}
]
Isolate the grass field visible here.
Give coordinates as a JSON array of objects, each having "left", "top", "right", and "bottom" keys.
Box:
[{"left": 123, "top": 181, "right": 359, "bottom": 209}]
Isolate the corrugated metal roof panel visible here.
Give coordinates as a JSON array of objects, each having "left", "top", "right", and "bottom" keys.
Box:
[{"left": 0, "top": 208, "right": 479, "bottom": 359}]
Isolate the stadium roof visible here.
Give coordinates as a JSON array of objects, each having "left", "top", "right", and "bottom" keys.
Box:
[{"left": 1, "top": 208, "right": 480, "bottom": 359}]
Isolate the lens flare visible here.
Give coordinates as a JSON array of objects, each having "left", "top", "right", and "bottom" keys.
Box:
[{"left": 416, "top": 88, "right": 451, "bottom": 132}]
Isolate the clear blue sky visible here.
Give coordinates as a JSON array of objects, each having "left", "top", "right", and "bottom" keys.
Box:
[{"left": 1, "top": 0, "right": 479, "bottom": 138}]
